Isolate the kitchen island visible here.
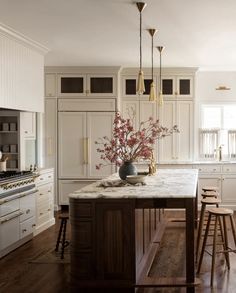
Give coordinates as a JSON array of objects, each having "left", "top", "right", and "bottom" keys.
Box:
[{"left": 69, "top": 169, "right": 198, "bottom": 292}]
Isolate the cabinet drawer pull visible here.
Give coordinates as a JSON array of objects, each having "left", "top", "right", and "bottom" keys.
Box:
[
  {"left": 22, "top": 229, "right": 27, "bottom": 232},
  {"left": 26, "top": 209, "right": 30, "bottom": 214},
  {"left": 39, "top": 193, "right": 43, "bottom": 196},
  {"left": 25, "top": 131, "right": 28, "bottom": 134},
  {"left": 40, "top": 178, "right": 44, "bottom": 180},
  {"left": 48, "top": 175, "right": 52, "bottom": 178},
  {"left": 48, "top": 190, "right": 51, "bottom": 193},
  {"left": 40, "top": 212, "right": 44, "bottom": 216},
  {"left": 48, "top": 208, "right": 51, "bottom": 211},
  {"left": 32, "top": 224, "right": 36, "bottom": 227}
]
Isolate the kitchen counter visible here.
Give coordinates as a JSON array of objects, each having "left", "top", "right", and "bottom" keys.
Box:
[{"left": 70, "top": 169, "right": 198, "bottom": 199}]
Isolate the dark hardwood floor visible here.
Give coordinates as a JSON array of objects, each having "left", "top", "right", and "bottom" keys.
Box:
[{"left": 1, "top": 211, "right": 236, "bottom": 293}]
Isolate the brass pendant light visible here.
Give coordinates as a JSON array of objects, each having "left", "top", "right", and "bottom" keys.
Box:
[
  {"left": 148, "top": 29, "right": 157, "bottom": 101},
  {"left": 157, "top": 46, "right": 165, "bottom": 106},
  {"left": 136, "top": 2, "right": 147, "bottom": 95}
]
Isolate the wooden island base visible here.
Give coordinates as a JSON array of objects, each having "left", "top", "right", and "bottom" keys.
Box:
[{"left": 70, "top": 197, "right": 198, "bottom": 293}]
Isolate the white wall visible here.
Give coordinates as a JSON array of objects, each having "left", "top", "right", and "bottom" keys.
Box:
[{"left": 194, "top": 71, "right": 236, "bottom": 159}]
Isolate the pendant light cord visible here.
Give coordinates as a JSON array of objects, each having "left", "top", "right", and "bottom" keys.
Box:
[
  {"left": 139, "top": 11, "right": 142, "bottom": 70},
  {"left": 151, "top": 35, "right": 154, "bottom": 82},
  {"left": 159, "top": 51, "right": 162, "bottom": 92}
]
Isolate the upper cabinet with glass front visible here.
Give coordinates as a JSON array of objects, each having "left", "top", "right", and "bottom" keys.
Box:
[
  {"left": 161, "top": 75, "right": 194, "bottom": 100},
  {"left": 58, "top": 74, "right": 117, "bottom": 97}
]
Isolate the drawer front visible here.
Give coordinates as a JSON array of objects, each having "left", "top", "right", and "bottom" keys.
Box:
[
  {"left": 20, "top": 217, "right": 35, "bottom": 238},
  {"left": 20, "top": 194, "right": 36, "bottom": 222},
  {"left": 59, "top": 180, "right": 92, "bottom": 205},
  {"left": 0, "top": 198, "right": 19, "bottom": 218},
  {"left": 222, "top": 165, "right": 236, "bottom": 173},
  {"left": 37, "top": 184, "right": 53, "bottom": 200},
  {"left": 195, "top": 165, "right": 221, "bottom": 173},
  {"left": 36, "top": 211, "right": 51, "bottom": 226},
  {"left": 58, "top": 98, "right": 116, "bottom": 111},
  {"left": 35, "top": 172, "right": 53, "bottom": 185}
]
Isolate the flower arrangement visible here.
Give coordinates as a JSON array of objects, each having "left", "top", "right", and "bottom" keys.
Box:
[{"left": 95, "top": 112, "right": 179, "bottom": 169}]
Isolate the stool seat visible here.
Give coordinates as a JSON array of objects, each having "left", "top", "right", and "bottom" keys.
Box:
[
  {"left": 201, "top": 198, "right": 221, "bottom": 205},
  {"left": 208, "top": 207, "right": 234, "bottom": 216},
  {"left": 59, "top": 213, "right": 69, "bottom": 220},
  {"left": 202, "top": 186, "right": 219, "bottom": 192},
  {"left": 201, "top": 191, "right": 218, "bottom": 198}
]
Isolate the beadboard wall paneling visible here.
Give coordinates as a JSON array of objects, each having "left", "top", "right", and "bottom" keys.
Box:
[{"left": 0, "top": 33, "right": 45, "bottom": 112}]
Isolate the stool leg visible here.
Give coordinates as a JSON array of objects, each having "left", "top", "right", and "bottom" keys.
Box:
[
  {"left": 197, "top": 213, "right": 212, "bottom": 274},
  {"left": 218, "top": 217, "right": 229, "bottom": 267},
  {"left": 196, "top": 203, "right": 206, "bottom": 263},
  {"left": 211, "top": 215, "right": 219, "bottom": 287},
  {"left": 55, "top": 219, "right": 64, "bottom": 252},
  {"left": 61, "top": 219, "right": 67, "bottom": 259},
  {"left": 223, "top": 216, "right": 230, "bottom": 269},
  {"left": 229, "top": 215, "right": 236, "bottom": 247}
]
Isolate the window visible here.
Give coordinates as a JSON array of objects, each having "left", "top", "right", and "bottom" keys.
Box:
[{"left": 200, "top": 104, "right": 236, "bottom": 160}]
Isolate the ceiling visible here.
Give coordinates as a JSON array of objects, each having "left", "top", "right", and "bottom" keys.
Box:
[{"left": 1, "top": 0, "right": 236, "bottom": 70}]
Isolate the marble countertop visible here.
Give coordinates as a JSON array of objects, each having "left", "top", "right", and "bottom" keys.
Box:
[{"left": 70, "top": 169, "right": 198, "bottom": 200}]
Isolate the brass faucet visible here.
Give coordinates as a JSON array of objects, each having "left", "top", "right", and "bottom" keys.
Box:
[{"left": 215, "top": 145, "right": 223, "bottom": 161}]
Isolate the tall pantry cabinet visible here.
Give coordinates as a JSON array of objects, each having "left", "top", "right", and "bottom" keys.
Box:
[{"left": 44, "top": 67, "right": 120, "bottom": 206}]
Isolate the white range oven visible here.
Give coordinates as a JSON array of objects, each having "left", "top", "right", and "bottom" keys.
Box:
[{"left": 0, "top": 171, "right": 38, "bottom": 257}]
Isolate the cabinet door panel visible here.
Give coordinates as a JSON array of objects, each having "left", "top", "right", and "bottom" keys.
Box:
[
  {"left": 87, "top": 112, "right": 115, "bottom": 178},
  {"left": 58, "top": 112, "right": 87, "bottom": 178},
  {"left": 58, "top": 75, "right": 86, "bottom": 96},
  {"left": 177, "top": 76, "right": 193, "bottom": 99},
  {"left": 176, "top": 101, "right": 193, "bottom": 161},
  {"left": 87, "top": 75, "right": 116, "bottom": 97},
  {"left": 222, "top": 176, "right": 236, "bottom": 203},
  {"left": 59, "top": 180, "right": 92, "bottom": 205},
  {"left": 122, "top": 100, "right": 139, "bottom": 129},
  {"left": 158, "top": 101, "right": 176, "bottom": 162},
  {"left": 45, "top": 73, "right": 56, "bottom": 97}
]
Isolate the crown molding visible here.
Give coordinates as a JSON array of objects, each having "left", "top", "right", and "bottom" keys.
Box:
[{"left": 0, "top": 22, "right": 49, "bottom": 55}]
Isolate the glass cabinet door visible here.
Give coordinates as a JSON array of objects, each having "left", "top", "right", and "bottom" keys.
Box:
[
  {"left": 161, "top": 76, "right": 175, "bottom": 98},
  {"left": 87, "top": 75, "right": 116, "bottom": 97},
  {"left": 177, "top": 76, "right": 193, "bottom": 98},
  {"left": 58, "top": 75, "right": 86, "bottom": 96}
]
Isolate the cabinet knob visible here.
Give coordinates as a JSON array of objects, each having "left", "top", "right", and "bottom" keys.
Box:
[
  {"left": 22, "top": 229, "right": 27, "bottom": 232},
  {"left": 40, "top": 212, "right": 43, "bottom": 216},
  {"left": 25, "top": 131, "right": 28, "bottom": 134},
  {"left": 26, "top": 209, "right": 30, "bottom": 214},
  {"left": 32, "top": 224, "right": 36, "bottom": 227}
]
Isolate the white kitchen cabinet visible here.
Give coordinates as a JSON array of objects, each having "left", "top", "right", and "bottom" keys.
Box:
[
  {"left": 34, "top": 168, "right": 55, "bottom": 235},
  {"left": 58, "top": 74, "right": 117, "bottom": 97},
  {"left": 45, "top": 73, "right": 57, "bottom": 97},
  {"left": 59, "top": 180, "right": 94, "bottom": 205},
  {"left": 43, "top": 98, "right": 57, "bottom": 206},
  {"left": 221, "top": 175, "right": 236, "bottom": 204},
  {"left": 58, "top": 111, "right": 115, "bottom": 179},
  {"left": 161, "top": 75, "right": 193, "bottom": 100},
  {"left": 158, "top": 100, "right": 193, "bottom": 162},
  {"left": 20, "top": 112, "right": 36, "bottom": 140}
]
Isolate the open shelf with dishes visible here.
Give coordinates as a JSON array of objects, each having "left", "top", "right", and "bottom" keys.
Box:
[{"left": 0, "top": 111, "right": 20, "bottom": 171}]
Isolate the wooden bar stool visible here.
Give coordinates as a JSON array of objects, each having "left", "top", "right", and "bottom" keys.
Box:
[
  {"left": 197, "top": 208, "right": 236, "bottom": 287},
  {"left": 55, "top": 213, "right": 70, "bottom": 259},
  {"left": 196, "top": 197, "right": 221, "bottom": 263}
]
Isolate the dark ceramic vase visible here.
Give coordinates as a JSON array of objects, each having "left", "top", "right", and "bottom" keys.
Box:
[{"left": 119, "top": 161, "right": 137, "bottom": 180}]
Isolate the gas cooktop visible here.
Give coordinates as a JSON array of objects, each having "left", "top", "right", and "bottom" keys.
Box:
[{"left": 0, "top": 171, "right": 33, "bottom": 182}]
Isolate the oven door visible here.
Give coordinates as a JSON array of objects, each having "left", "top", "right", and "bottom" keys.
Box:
[{"left": 0, "top": 210, "right": 22, "bottom": 251}]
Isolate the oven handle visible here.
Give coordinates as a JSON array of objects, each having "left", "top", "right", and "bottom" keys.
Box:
[
  {"left": 0, "top": 188, "right": 38, "bottom": 205},
  {"left": 0, "top": 211, "right": 24, "bottom": 224}
]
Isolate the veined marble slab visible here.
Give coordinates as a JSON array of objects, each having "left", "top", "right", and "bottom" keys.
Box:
[{"left": 69, "top": 169, "right": 198, "bottom": 199}]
